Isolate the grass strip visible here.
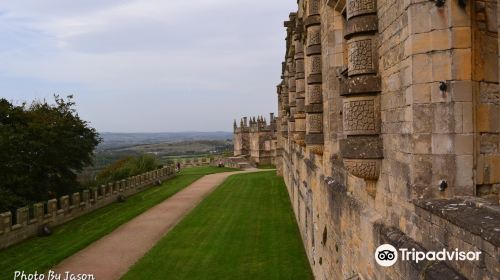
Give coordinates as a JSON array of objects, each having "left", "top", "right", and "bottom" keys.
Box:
[{"left": 123, "top": 171, "right": 313, "bottom": 280}]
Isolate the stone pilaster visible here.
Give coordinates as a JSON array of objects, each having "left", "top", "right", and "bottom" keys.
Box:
[
  {"left": 340, "top": 0, "right": 383, "bottom": 182},
  {"left": 294, "top": 19, "right": 306, "bottom": 147},
  {"left": 287, "top": 54, "right": 297, "bottom": 142},
  {"left": 305, "top": 0, "right": 324, "bottom": 155}
]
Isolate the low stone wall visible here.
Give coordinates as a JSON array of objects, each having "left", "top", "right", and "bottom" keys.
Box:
[
  {"left": 172, "top": 157, "right": 212, "bottom": 167},
  {"left": 0, "top": 166, "right": 176, "bottom": 250},
  {"left": 218, "top": 156, "right": 255, "bottom": 169}
]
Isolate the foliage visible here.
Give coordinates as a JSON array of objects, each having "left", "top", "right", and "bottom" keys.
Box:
[
  {"left": 0, "top": 96, "right": 100, "bottom": 212},
  {"left": 95, "top": 154, "right": 160, "bottom": 186}
]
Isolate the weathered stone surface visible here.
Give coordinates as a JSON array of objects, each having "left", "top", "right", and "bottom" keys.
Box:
[
  {"left": 348, "top": 37, "right": 375, "bottom": 76},
  {"left": 304, "top": 15, "right": 320, "bottom": 27},
  {"left": 344, "top": 159, "right": 380, "bottom": 180},
  {"left": 343, "top": 96, "right": 380, "bottom": 135},
  {"left": 343, "top": 75, "right": 381, "bottom": 95},
  {"left": 305, "top": 104, "right": 323, "bottom": 113},
  {"left": 305, "top": 133, "right": 324, "bottom": 145},
  {"left": 307, "top": 73, "right": 322, "bottom": 84},
  {"left": 414, "top": 197, "right": 500, "bottom": 247},
  {"left": 240, "top": 0, "right": 500, "bottom": 278},
  {"left": 339, "top": 136, "right": 383, "bottom": 159},
  {"left": 345, "top": 14, "right": 378, "bottom": 39},
  {"left": 346, "top": 0, "right": 376, "bottom": 20}
]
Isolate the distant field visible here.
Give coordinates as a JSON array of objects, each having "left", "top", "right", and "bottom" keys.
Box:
[
  {"left": 123, "top": 171, "right": 313, "bottom": 280},
  {"left": 97, "top": 132, "right": 233, "bottom": 150},
  {"left": 90, "top": 139, "right": 233, "bottom": 172},
  {"left": 118, "top": 140, "right": 230, "bottom": 155}
]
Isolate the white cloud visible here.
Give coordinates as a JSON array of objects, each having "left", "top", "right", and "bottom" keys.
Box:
[{"left": 0, "top": 0, "right": 296, "bottom": 131}]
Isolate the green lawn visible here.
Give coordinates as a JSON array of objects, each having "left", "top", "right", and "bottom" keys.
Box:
[
  {"left": 123, "top": 171, "right": 313, "bottom": 280},
  {"left": 257, "top": 164, "right": 277, "bottom": 170},
  {"left": 0, "top": 166, "right": 237, "bottom": 279}
]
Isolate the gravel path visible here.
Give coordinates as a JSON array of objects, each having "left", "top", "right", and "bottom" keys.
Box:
[{"left": 52, "top": 170, "right": 250, "bottom": 280}]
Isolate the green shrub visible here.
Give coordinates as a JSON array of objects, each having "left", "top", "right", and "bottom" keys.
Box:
[{"left": 95, "top": 155, "right": 159, "bottom": 186}]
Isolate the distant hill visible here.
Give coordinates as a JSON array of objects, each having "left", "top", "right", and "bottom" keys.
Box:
[{"left": 98, "top": 132, "right": 233, "bottom": 150}]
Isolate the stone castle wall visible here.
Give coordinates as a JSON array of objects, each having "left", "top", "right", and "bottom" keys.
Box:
[
  {"left": 0, "top": 166, "right": 176, "bottom": 250},
  {"left": 233, "top": 114, "right": 278, "bottom": 165},
  {"left": 271, "top": 1, "right": 499, "bottom": 279}
]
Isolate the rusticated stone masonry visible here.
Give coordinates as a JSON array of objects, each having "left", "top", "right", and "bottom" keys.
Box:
[
  {"left": 237, "top": 0, "right": 500, "bottom": 279},
  {"left": 294, "top": 19, "right": 307, "bottom": 147},
  {"left": 339, "top": 0, "right": 382, "bottom": 183},
  {"left": 305, "top": 0, "right": 324, "bottom": 156}
]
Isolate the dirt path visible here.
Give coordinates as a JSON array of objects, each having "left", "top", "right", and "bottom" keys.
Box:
[{"left": 52, "top": 170, "right": 252, "bottom": 280}]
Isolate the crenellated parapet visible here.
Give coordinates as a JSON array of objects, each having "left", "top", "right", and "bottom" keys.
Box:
[
  {"left": 233, "top": 114, "right": 278, "bottom": 165},
  {"left": 339, "top": 0, "right": 383, "bottom": 182},
  {"left": 0, "top": 166, "right": 176, "bottom": 250}
]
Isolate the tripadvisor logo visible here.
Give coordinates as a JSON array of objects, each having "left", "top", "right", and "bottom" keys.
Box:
[
  {"left": 375, "top": 244, "right": 398, "bottom": 267},
  {"left": 374, "top": 244, "right": 482, "bottom": 267}
]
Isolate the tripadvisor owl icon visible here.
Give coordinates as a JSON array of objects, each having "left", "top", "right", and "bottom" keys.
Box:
[{"left": 375, "top": 244, "right": 398, "bottom": 267}]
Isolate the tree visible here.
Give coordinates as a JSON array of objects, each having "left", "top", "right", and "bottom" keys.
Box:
[
  {"left": 0, "top": 96, "right": 101, "bottom": 212},
  {"left": 95, "top": 154, "right": 160, "bottom": 186}
]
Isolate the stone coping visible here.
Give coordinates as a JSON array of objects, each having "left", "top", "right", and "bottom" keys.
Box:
[{"left": 414, "top": 197, "right": 500, "bottom": 247}]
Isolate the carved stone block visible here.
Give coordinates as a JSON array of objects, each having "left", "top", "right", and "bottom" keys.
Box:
[
  {"left": 343, "top": 96, "right": 380, "bottom": 135},
  {"left": 348, "top": 37, "right": 375, "bottom": 76},
  {"left": 347, "top": 0, "right": 376, "bottom": 20},
  {"left": 308, "top": 0, "right": 320, "bottom": 16},
  {"left": 308, "top": 145, "right": 324, "bottom": 156},
  {"left": 308, "top": 28, "right": 321, "bottom": 46},
  {"left": 344, "top": 159, "right": 381, "bottom": 180},
  {"left": 310, "top": 55, "right": 322, "bottom": 74},
  {"left": 307, "top": 84, "right": 323, "bottom": 104},
  {"left": 307, "top": 113, "right": 323, "bottom": 133}
]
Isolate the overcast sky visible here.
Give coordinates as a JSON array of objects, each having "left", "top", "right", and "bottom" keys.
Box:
[{"left": 0, "top": 0, "right": 295, "bottom": 132}]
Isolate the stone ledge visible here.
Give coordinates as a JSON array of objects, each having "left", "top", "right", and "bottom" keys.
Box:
[
  {"left": 307, "top": 74, "right": 322, "bottom": 84},
  {"left": 342, "top": 75, "right": 381, "bottom": 95},
  {"left": 345, "top": 14, "right": 378, "bottom": 39},
  {"left": 305, "top": 104, "right": 323, "bottom": 113},
  {"left": 305, "top": 133, "right": 324, "bottom": 145},
  {"left": 304, "top": 15, "right": 320, "bottom": 27},
  {"left": 414, "top": 197, "right": 500, "bottom": 247},
  {"left": 339, "top": 136, "right": 383, "bottom": 159},
  {"left": 306, "top": 45, "right": 322, "bottom": 56},
  {"left": 376, "top": 223, "right": 466, "bottom": 280}
]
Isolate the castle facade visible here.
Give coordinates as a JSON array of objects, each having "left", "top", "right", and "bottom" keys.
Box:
[{"left": 237, "top": 0, "right": 500, "bottom": 279}]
